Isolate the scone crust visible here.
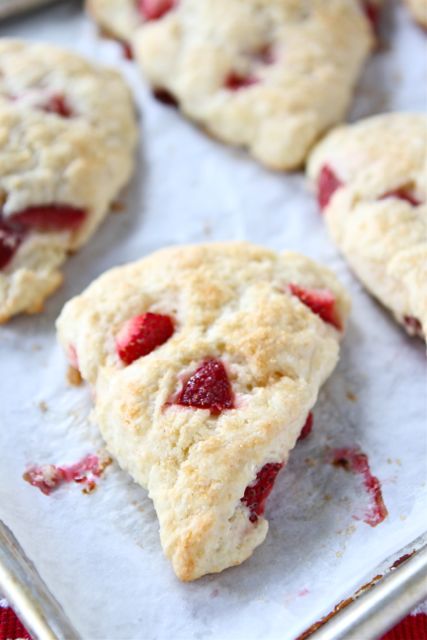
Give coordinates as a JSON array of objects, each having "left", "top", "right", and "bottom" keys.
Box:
[
  {"left": 307, "top": 112, "right": 427, "bottom": 339},
  {"left": 86, "top": 0, "right": 142, "bottom": 42},
  {"left": 57, "top": 242, "right": 350, "bottom": 580},
  {"left": 133, "top": 0, "right": 373, "bottom": 170},
  {"left": 406, "top": 0, "right": 427, "bottom": 27},
  {"left": 0, "top": 40, "right": 137, "bottom": 322}
]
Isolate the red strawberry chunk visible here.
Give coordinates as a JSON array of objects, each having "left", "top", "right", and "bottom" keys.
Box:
[
  {"left": 177, "top": 359, "right": 234, "bottom": 415},
  {"left": 224, "top": 71, "right": 259, "bottom": 91},
  {"left": 241, "top": 462, "right": 284, "bottom": 523},
  {"left": 317, "top": 164, "right": 344, "bottom": 211},
  {"left": 0, "top": 216, "right": 26, "bottom": 269},
  {"left": 403, "top": 315, "right": 423, "bottom": 336},
  {"left": 10, "top": 204, "right": 86, "bottom": 231},
  {"left": 137, "top": 0, "right": 176, "bottom": 20},
  {"left": 289, "top": 283, "right": 342, "bottom": 330},
  {"left": 362, "top": 1, "right": 381, "bottom": 34},
  {"left": 116, "top": 312, "right": 174, "bottom": 365},
  {"left": 380, "top": 188, "right": 421, "bottom": 207},
  {"left": 298, "top": 412, "right": 313, "bottom": 442},
  {"left": 42, "top": 94, "right": 73, "bottom": 118}
]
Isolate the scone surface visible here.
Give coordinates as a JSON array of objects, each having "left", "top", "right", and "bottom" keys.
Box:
[
  {"left": 0, "top": 40, "right": 137, "bottom": 322},
  {"left": 308, "top": 112, "right": 427, "bottom": 340},
  {"left": 132, "top": 0, "right": 374, "bottom": 170},
  {"left": 57, "top": 242, "right": 350, "bottom": 580}
]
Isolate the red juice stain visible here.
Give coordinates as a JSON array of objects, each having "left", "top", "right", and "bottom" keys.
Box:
[
  {"left": 23, "top": 454, "right": 110, "bottom": 496},
  {"left": 331, "top": 447, "right": 388, "bottom": 527},
  {"left": 298, "top": 412, "right": 313, "bottom": 442}
]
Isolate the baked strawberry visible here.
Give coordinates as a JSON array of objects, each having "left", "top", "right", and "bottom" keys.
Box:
[
  {"left": 10, "top": 205, "right": 86, "bottom": 231},
  {"left": 403, "top": 315, "right": 423, "bottom": 336},
  {"left": 362, "top": 1, "right": 381, "bottom": 34},
  {"left": 380, "top": 188, "right": 421, "bottom": 207},
  {"left": 317, "top": 164, "right": 344, "bottom": 211},
  {"left": 298, "top": 412, "right": 313, "bottom": 441},
  {"left": 116, "top": 312, "right": 174, "bottom": 364},
  {"left": 0, "top": 217, "right": 26, "bottom": 269},
  {"left": 177, "top": 359, "right": 234, "bottom": 415},
  {"left": 289, "top": 283, "right": 342, "bottom": 330},
  {"left": 224, "top": 71, "right": 259, "bottom": 91},
  {"left": 241, "top": 462, "right": 284, "bottom": 523},
  {"left": 137, "top": 0, "right": 176, "bottom": 20},
  {"left": 42, "top": 94, "right": 73, "bottom": 118}
]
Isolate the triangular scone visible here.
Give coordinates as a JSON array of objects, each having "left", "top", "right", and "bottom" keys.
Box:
[
  {"left": 131, "top": 0, "right": 375, "bottom": 170},
  {"left": 57, "top": 242, "right": 350, "bottom": 581},
  {"left": 0, "top": 40, "right": 137, "bottom": 322},
  {"left": 405, "top": 0, "right": 427, "bottom": 27},
  {"left": 307, "top": 113, "right": 427, "bottom": 341}
]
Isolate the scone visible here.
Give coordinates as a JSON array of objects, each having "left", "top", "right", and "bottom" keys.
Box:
[
  {"left": 405, "top": 0, "right": 427, "bottom": 27},
  {"left": 307, "top": 113, "right": 427, "bottom": 340},
  {"left": 0, "top": 40, "right": 137, "bottom": 322},
  {"left": 131, "top": 0, "right": 376, "bottom": 170},
  {"left": 57, "top": 242, "right": 350, "bottom": 580}
]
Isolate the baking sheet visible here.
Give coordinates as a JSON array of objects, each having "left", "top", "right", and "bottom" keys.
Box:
[{"left": 0, "top": 2, "right": 426, "bottom": 639}]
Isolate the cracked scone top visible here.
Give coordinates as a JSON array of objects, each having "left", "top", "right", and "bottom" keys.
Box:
[
  {"left": 308, "top": 113, "right": 427, "bottom": 340},
  {"left": 130, "top": 0, "right": 375, "bottom": 170},
  {"left": 57, "top": 242, "right": 350, "bottom": 580},
  {"left": 0, "top": 40, "right": 137, "bottom": 322}
]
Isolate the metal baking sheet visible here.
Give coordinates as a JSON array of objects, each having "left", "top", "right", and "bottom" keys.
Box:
[{"left": 0, "top": 1, "right": 426, "bottom": 639}]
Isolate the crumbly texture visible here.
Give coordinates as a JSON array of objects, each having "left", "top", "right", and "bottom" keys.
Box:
[
  {"left": 406, "top": 0, "right": 427, "bottom": 27},
  {"left": 86, "top": 0, "right": 142, "bottom": 42},
  {"left": 132, "top": 0, "right": 373, "bottom": 170},
  {"left": 307, "top": 112, "right": 427, "bottom": 339},
  {"left": 0, "top": 40, "right": 137, "bottom": 322},
  {"left": 57, "top": 242, "right": 350, "bottom": 581}
]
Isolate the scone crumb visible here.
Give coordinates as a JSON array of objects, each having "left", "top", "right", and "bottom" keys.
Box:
[{"left": 67, "top": 365, "right": 83, "bottom": 386}]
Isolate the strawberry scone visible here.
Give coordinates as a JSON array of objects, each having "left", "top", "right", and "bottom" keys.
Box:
[
  {"left": 130, "top": 0, "right": 376, "bottom": 170},
  {"left": 405, "top": 0, "right": 427, "bottom": 27},
  {"left": 308, "top": 113, "right": 427, "bottom": 340},
  {"left": 0, "top": 40, "right": 137, "bottom": 323},
  {"left": 57, "top": 242, "right": 350, "bottom": 580}
]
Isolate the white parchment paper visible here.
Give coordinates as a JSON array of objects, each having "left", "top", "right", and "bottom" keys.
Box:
[{"left": 1, "top": 2, "right": 426, "bottom": 639}]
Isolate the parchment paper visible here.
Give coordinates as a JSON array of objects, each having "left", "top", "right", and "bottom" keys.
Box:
[{"left": 1, "top": 2, "right": 426, "bottom": 639}]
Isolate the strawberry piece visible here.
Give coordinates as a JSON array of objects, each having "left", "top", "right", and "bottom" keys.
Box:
[
  {"left": 298, "top": 412, "right": 313, "bottom": 442},
  {"left": 116, "top": 312, "right": 175, "bottom": 365},
  {"left": 362, "top": 1, "right": 381, "bottom": 34},
  {"left": 0, "top": 216, "right": 26, "bottom": 269},
  {"left": 67, "top": 344, "right": 79, "bottom": 370},
  {"left": 403, "top": 315, "right": 423, "bottom": 336},
  {"left": 10, "top": 204, "right": 86, "bottom": 231},
  {"left": 317, "top": 164, "right": 344, "bottom": 211},
  {"left": 137, "top": 0, "right": 176, "bottom": 20},
  {"left": 177, "top": 359, "right": 234, "bottom": 415},
  {"left": 241, "top": 462, "right": 284, "bottom": 523},
  {"left": 224, "top": 72, "right": 259, "bottom": 91},
  {"left": 42, "top": 94, "right": 73, "bottom": 118},
  {"left": 153, "top": 87, "right": 179, "bottom": 107},
  {"left": 289, "top": 283, "right": 342, "bottom": 330},
  {"left": 380, "top": 188, "right": 421, "bottom": 207},
  {"left": 23, "top": 454, "right": 105, "bottom": 496}
]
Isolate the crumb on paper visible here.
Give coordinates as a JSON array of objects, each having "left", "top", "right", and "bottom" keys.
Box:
[
  {"left": 346, "top": 390, "right": 357, "bottom": 402},
  {"left": 304, "top": 457, "right": 316, "bottom": 468},
  {"left": 38, "top": 401, "right": 48, "bottom": 413},
  {"left": 32, "top": 344, "right": 42, "bottom": 352},
  {"left": 67, "top": 365, "right": 83, "bottom": 386},
  {"left": 111, "top": 200, "right": 126, "bottom": 214}
]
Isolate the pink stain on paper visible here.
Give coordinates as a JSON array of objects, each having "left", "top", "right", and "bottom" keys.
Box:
[
  {"left": 23, "top": 454, "right": 110, "bottom": 496},
  {"left": 331, "top": 447, "right": 388, "bottom": 527}
]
